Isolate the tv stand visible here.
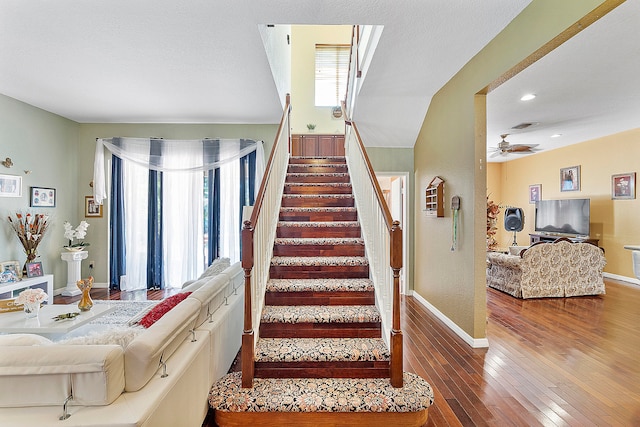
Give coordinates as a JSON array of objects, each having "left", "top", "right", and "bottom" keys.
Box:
[{"left": 529, "top": 233, "right": 599, "bottom": 247}]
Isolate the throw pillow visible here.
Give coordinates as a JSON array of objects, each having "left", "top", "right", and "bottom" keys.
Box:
[
  {"left": 138, "top": 292, "right": 191, "bottom": 328},
  {"left": 56, "top": 326, "right": 144, "bottom": 348},
  {"left": 199, "top": 257, "right": 231, "bottom": 279}
]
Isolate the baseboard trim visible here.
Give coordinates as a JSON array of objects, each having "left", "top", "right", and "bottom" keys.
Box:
[
  {"left": 54, "top": 282, "right": 109, "bottom": 296},
  {"left": 603, "top": 272, "right": 640, "bottom": 287},
  {"left": 410, "top": 291, "right": 489, "bottom": 348}
]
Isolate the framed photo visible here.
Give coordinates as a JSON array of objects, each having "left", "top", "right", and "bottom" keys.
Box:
[
  {"left": 0, "top": 174, "right": 22, "bottom": 197},
  {"left": 85, "top": 196, "right": 103, "bottom": 217},
  {"left": 560, "top": 166, "right": 580, "bottom": 192},
  {"left": 529, "top": 184, "right": 541, "bottom": 204},
  {"left": 30, "top": 187, "right": 56, "bottom": 207},
  {"left": 0, "top": 260, "right": 21, "bottom": 281},
  {"left": 26, "top": 261, "right": 44, "bottom": 278},
  {"left": 611, "top": 172, "right": 636, "bottom": 200}
]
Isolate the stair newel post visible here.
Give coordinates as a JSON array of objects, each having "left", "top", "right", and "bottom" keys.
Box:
[
  {"left": 241, "top": 219, "right": 255, "bottom": 388},
  {"left": 390, "top": 220, "right": 403, "bottom": 388}
]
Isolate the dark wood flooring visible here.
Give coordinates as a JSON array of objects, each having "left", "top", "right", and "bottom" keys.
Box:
[{"left": 56, "top": 278, "right": 640, "bottom": 426}]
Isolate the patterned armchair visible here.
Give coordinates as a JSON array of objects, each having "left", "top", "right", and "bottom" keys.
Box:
[{"left": 486, "top": 239, "right": 606, "bottom": 298}]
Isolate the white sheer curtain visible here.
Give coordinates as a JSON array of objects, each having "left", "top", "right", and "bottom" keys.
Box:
[
  {"left": 219, "top": 161, "right": 241, "bottom": 263},
  {"left": 94, "top": 137, "right": 264, "bottom": 290},
  {"left": 121, "top": 142, "right": 149, "bottom": 291},
  {"left": 161, "top": 143, "right": 205, "bottom": 288}
]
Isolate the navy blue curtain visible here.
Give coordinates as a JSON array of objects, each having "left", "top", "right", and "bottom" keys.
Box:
[
  {"left": 109, "top": 155, "right": 126, "bottom": 290},
  {"left": 147, "top": 140, "right": 164, "bottom": 289},
  {"left": 207, "top": 168, "right": 221, "bottom": 266},
  {"left": 238, "top": 150, "right": 257, "bottom": 257}
]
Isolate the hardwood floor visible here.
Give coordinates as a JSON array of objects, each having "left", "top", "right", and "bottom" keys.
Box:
[
  {"left": 57, "top": 278, "right": 640, "bottom": 426},
  {"left": 404, "top": 278, "right": 640, "bottom": 426}
]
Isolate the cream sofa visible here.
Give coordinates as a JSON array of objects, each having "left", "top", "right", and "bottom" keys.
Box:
[
  {"left": 486, "top": 239, "right": 606, "bottom": 299},
  {"left": 0, "top": 262, "right": 244, "bottom": 427}
]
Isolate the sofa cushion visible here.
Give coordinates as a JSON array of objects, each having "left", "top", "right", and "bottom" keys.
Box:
[
  {"left": 124, "top": 297, "right": 200, "bottom": 392},
  {"left": 0, "top": 345, "right": 125, "bottom": 407},
  {"left": 0, "top": 333, "right": 52, "bottom": 346},
  {"left": 138, "top": 292, "right": 191, "bottom": 328},
  {"left": 200, "top": 257, "right": 230, "bottom": 279}
]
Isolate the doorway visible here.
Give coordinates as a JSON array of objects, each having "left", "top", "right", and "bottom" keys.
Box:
[{"left": 376, "top": 173, "right": 409, "bottom": 294}]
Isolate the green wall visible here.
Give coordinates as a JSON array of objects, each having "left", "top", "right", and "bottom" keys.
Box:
[{"left": 0, "top": 94, "right": 79, "bottom": 291}]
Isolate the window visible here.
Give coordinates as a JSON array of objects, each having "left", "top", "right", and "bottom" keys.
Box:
[{"left": 315, "top": 44, "right": 350, "bottom": 107}]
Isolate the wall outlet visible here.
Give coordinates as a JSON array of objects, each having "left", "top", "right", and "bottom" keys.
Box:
[{"left": 89, "top": 260, "right": 95, "bottom": 269}]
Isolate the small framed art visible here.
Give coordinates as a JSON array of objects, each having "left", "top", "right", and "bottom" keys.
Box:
[
  {"left": 0, "top": 174, "right": 22, "bottom": 197},
  {"left": 30, "top": 187, "right": 56, "bottom": 207},
  {"left": 0, "top": 260, "right": 21, "bottom": 281},
  {"left": 611, "top": 172, "right": 636, "bottom": 200},
  {"left": 85, "top": 196, "right": 103, "bottom": 217},
  {"left": 560, "top": 166, "right": 580, "bottom": 192},
  {"left": 26, "top": 261, "right": 44, "bottom": 278},
  {"left": 529, "top": 184, "right": 541, "bottom": 204}
]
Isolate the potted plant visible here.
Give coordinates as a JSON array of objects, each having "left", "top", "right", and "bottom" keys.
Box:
[{"left": 306, "top": 123, "right": 316, "bottom": 132}]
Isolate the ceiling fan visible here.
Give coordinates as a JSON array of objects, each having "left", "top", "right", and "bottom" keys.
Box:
[{"left": 490, "top": 134, "right": 540, "bottom": 157}]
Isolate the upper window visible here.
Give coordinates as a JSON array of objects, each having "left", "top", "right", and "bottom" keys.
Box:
[{"left": 315, "top": 44, "right": 350, "bottom": 107}]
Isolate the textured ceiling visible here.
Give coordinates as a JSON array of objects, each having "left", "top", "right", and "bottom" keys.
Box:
[{"left": 0, "top": 0, "right": 529, "bottom": 148}]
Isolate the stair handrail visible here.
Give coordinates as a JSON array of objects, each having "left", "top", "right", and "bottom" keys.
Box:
[
  {"left": 241, "top": 94, "right": 291, "bottom": 388},
  {"left": 343, "top": 109, "right": 403, "bottom": 388}
]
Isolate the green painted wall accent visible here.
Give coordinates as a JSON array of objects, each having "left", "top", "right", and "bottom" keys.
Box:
[{"left": 0, "top": 94, "right": 79, "bottom": 291}]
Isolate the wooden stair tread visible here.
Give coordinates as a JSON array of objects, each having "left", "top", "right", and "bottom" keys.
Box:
[
  {"left": 266, "top": 278, "right": 374, "bottom": 293},
  {"left": 255, "top": 337, "right": 389, "bottom": 363},
  {"left": 278, "top": 221, "right": 360, "bottom": 228},
  {"left": 271, "top": 256, "right": 369, "bottom": 266},
  {"left": 274, "top": 237, "right": 364, "bottom": 245},
  {"left": 210, "top": 372, "right": 433, "bottom": 413},
  {"left": 261, "top": 305, "right": 381, "bottom": 324}
]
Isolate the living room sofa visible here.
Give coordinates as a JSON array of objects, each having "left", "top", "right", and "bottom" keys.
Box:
[
  {"left": 0, "top": 262, "right": 244, "bottom": 427},
  {"left": 486, "top": 239, "right": 606, "bottom": 298}
]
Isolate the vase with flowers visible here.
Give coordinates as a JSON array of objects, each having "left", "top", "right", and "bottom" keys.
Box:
[
  {"left": 63, "top": 221, "right": 90, "bottom": 251},
  {"left": 7, "top": 211, "right": 50, "bottom": 275},
  {"left": 15, "top": 288, "right": 48, "bottom": 318}
]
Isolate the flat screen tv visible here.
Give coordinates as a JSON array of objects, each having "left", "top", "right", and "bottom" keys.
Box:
[{"left": 534, "top": 198, "right": 590, "bottom": 237}]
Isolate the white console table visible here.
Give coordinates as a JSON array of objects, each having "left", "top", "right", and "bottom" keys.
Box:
[{"left": 0, "top": 274, "right": 54, "bottom": 305}]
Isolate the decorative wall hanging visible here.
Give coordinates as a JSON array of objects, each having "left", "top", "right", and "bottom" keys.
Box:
[
  {"left": 30, "top": 187, "right": 56, "bottom": 207},
  {"left": 611, "top": 172, "right": 636, "bottom": 200}
]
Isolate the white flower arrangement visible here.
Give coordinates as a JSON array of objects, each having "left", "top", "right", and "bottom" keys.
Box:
[
  {"left": 15, "top": 288, "right": 48, "bottom": 305},
  {"left": 64, "top": 221, "right": 90, "bottom": 249}
]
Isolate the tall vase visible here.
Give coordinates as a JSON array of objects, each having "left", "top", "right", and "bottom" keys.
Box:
[
  {"left": 22, "top": 248, "right": 37, "bottom": 277},
  {"left": 77, "top": 277, "right": 94, "bottom": 311}
]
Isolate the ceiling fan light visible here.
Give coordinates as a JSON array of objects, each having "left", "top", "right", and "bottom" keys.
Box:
[{"left": 520, "top": 93, "right": 536, "bottom": 101}]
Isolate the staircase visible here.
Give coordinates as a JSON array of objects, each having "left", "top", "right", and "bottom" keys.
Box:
[
  {"left": 209, "top": 155, "right": 433, "bottom": 426},
  {"left": 255, "top": 156, "right": 390, "bottom": 380}
]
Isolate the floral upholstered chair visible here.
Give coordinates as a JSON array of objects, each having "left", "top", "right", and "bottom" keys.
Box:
[{"left": 486, "top": 238, "right": 606, "bottom": 299}]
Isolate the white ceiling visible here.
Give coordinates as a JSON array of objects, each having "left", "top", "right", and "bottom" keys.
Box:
[
  {"left": 487, "top": 0, "right": 640, "bottom": 162},
  {"left": 0, "top": 0, "right": 529, "bottom": 148}
]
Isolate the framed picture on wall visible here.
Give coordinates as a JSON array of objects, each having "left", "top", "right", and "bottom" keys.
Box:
[
  {"left": 30, "top": 187, "right": 56, "bottom": 207},
  {"left": 611, "top": 172, "right": 636, "bottom": 200},
  {"left": 529, "top": 184, "right": 541, "bottom": 204},
  {"left": 85, "top": 196, "right": 103, "bottom": 217},
  {"left": 560, "top": 166, "right": 580, "bottom": 192},
  {"left": 0, "top": 174, "right": 22, "bottom": 197}
]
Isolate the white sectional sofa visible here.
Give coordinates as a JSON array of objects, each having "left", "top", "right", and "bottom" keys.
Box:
[{"left": 0, "top": 262, "right": 244, "bottom": 427}]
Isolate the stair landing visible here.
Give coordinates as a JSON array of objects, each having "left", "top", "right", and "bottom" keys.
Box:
[{"left": 210, "top": 371, "right": 433, "bottom": 427}]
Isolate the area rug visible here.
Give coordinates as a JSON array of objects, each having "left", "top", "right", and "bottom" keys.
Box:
[{"left": 91, "top": 300, "right": 158, "bottom": 326}]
